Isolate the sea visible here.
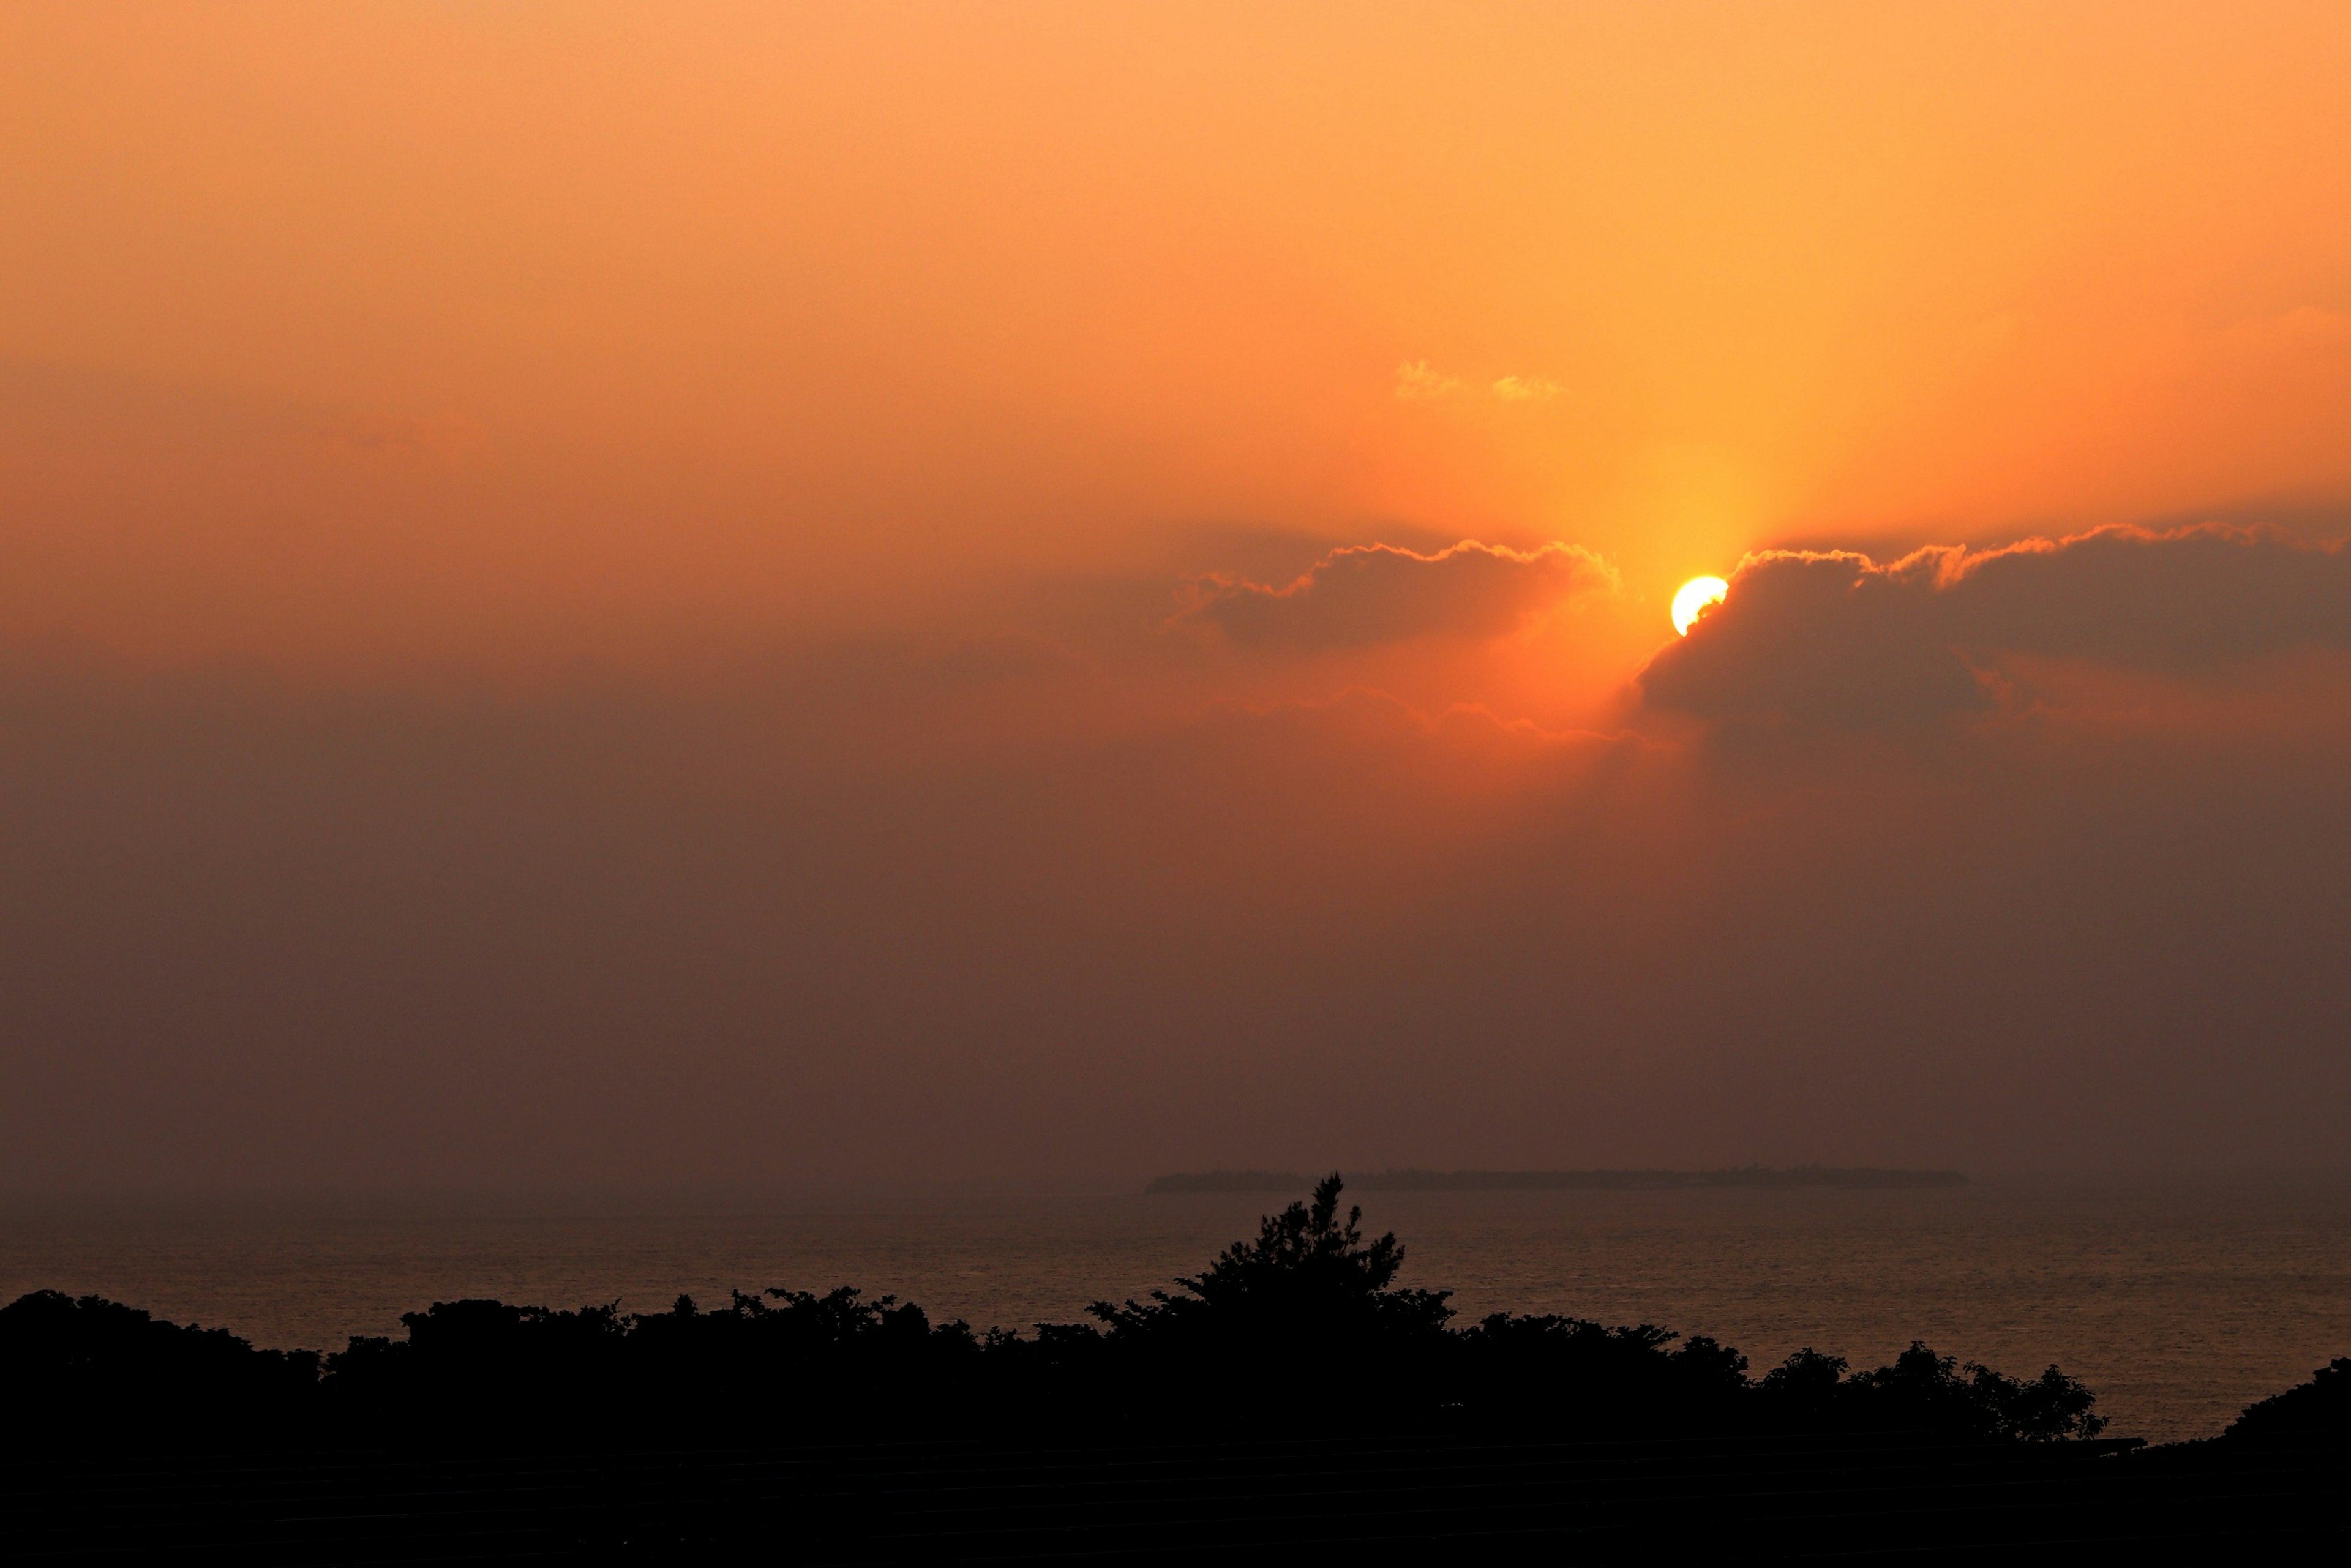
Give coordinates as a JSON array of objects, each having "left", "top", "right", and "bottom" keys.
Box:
[{"left": 7, "top": 1178, "right": 2349, "bottom": 1445}]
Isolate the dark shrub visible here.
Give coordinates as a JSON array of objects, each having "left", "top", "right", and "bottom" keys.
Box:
[
  {"left": 0, "top": 1289, "right": 317, "bottom": 1444},
  {"left": 2227, "top": 1357, "right": 2351, "bottom": 1444}
]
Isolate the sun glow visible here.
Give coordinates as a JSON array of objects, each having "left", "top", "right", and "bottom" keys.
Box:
[{"left": 1671, "top": 577, "right": 1730, "bottom": 636}]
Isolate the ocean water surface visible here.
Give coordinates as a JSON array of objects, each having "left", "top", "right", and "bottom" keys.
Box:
[{"left": 6, "top": 1179, "right": 2348, "bottom": 1444}]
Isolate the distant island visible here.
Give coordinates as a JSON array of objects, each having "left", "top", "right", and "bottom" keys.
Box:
[{"left": 1146, "top": 1165, "right": 1968, "bottom": 1193}]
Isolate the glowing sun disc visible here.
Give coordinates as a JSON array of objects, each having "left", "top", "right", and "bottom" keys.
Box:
[{"left": 1672, "top": 576, "right": 1729, "bottom": 636}]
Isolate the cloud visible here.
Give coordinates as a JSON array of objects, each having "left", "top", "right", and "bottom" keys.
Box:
[
  {"left": 1393, "top": 362, "right": 1562, "bottom": 403},
  {"left": 1640, "top": 523, "right": 2351, "bottom": 726},
  {"left": 1490, "top": 374, "right": 1561, "bottom": 402},
  {"left": 1176, "top": 539, "right": 1614, "bottom": 651},
  {"left": 1393, "top": 359, "right": 1466, "bottom": 400}
]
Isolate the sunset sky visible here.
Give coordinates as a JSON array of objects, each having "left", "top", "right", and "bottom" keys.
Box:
[{"left": 6, "top": 3, "right": 2351, "bottom": 1192}]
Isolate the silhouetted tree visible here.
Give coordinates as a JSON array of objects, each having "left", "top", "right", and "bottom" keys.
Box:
[
  {"left": 1, "top": 1181, "right": 2119, "bottom": 1453},
  {"left": 0, "top": 1289, "right": 318, "bottom": 1443},
  {"left": 1797, "top": 1341, "right": 2104, "bottom": 1442},
  {"left": 1078, "top": 1174, "right": 1452, "bottom": 1427},
  {"left": 1756, "top": 1347, "right": 1850, "bottom": 1430},
  {"left": 2226, "top": 1356, "right": 2351, "bottom": 1443},
  {"left": 1093, "top": 1172, "right": 1450, "bottom": 1336},
  {"left": 1458, "top": 1313, "right": 1749, "bottom": 1434}
]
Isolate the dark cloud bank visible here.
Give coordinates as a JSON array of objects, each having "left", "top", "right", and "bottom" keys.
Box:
[
  {"left": 1177, "top": 540, "right": 1610, "bottom": 649},
  {"left": 5, "top": 522, "right": 2351, "bottom": 1194},
  {"left": 1642, "top": 523, "right": 2351, "bottom": 725}
]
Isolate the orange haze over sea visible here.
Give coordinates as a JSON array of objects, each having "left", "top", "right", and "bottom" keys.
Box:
[{"left": 5, "top": 4, "right": 2351, "bottom": 1193}]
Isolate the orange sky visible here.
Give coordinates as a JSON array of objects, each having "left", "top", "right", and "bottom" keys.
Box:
[
  {"left": 7, "top": 2, "right": 2350, "bottom": 700},
  {"left": 8, "top": 6, "right": 2351, "bottom": 1191}
]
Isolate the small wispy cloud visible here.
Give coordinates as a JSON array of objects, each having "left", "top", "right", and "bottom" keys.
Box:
[
  {"left": 1490, "top": 374, "right": 1562, "bottom": 402},
  {"left": 1393, "top": 359, "right": 1466, "bottom": 400},
  {"left": 1393, "top": 360, "right": 1562, "bottom": 404}
]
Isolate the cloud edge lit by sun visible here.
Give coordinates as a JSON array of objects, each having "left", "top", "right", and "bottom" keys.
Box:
[{"left": 1672, "top": 576, "right": 1729, "bottom": 636}]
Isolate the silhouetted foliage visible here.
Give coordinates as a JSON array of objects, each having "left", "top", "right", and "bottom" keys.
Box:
[
  {"left": 1848, "top": 1342, "right": 2105, "bottom": 1441},
  {"left": 1459, "top": 1313, "right": 1750, "bottom": 1435},
  {"left": 0, "top": 1176, "right": 2147, "bottom": 1456},
  {"left": 320, "top": 1285, "right": 983, "bottom": 1439},
  {"left": 25, "top": 1179, "right": 2351, "bottom": 1565},
  {"left": 2225, "top": 1356, "right": 2351, "bottom": 1443},
  {"left": 1757, "top": 1345, "right": 1851, "bottom": 1427},
  {"left": 1067, "top": 1174, "right": 1455, "bottom": 1424},
  {"left": 0, "top": 1289, "right": 318, "bottom": 1439},
  {"left": 1752, "top": 1343, "right": 2104, "bottom": 1441}
]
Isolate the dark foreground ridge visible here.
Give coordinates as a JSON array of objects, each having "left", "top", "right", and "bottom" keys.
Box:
[
  {"left": 2, "top": 1175, "right": 2345, "bottom": 1562},
  {"left": 1147, "top": 1163, "right": 1970, "bottom": 1193}
]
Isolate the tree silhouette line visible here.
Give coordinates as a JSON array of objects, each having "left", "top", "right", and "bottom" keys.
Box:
[{"left": 10, "top": 1174, "right": 2338, "bottom": 1454}]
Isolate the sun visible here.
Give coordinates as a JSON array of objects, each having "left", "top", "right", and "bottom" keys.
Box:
[{"left": 1671, "top": 576, "right": 1729, "bottom": 636}]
